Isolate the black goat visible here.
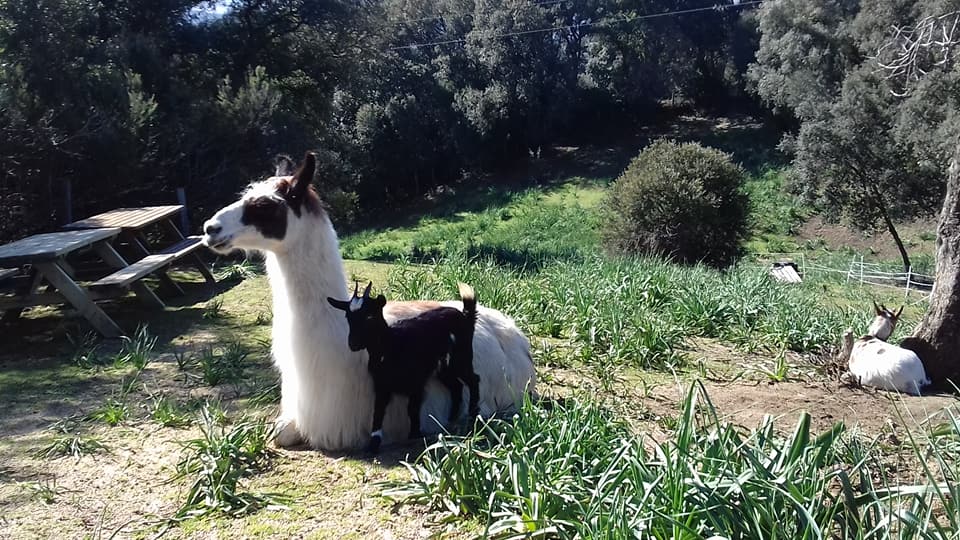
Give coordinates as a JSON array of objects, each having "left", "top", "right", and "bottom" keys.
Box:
[{"left": 327, "top": 282, "right": 480, "bottom": 453}]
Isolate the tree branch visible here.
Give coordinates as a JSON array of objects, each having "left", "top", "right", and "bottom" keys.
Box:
[{"left": 876, "top": 11, "right": 960, "bottom": 95}]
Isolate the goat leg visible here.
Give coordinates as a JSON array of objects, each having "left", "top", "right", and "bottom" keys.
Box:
[
  {"left": 407, "top": 390, "right": 423, "bottom": 439},
  {"left": 366, "top": 391, "right": 391, "bottom": 454},
  {"left": 439, "top": 370, "right": 463, "bottom": 422},
  {"left": 466, "top": 372, "right": 480, "bottom": 419}
]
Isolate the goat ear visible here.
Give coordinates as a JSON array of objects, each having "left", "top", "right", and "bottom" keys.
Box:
[
  {"left": 895, "top": 305, "right": 904, "bottom": 319},
  {"left": 375, "top": 294, "right": 387, "bottom": 308},
  {"left": 327, "top": 297, "right": 349, "bottom": 311}
]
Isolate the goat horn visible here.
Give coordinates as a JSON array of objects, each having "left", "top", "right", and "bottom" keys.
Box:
[
  {"left": 895, "top": 305, "right": 904, "bottom": 318},
  {"left": 873, "top": 300, "right": 881, "bottom": 315},
  {"left": 363, "top": 282, "right": 373, "bottom": 299},
  {"left": 353, "top": 281, "right": 359, "bottom": 298}
]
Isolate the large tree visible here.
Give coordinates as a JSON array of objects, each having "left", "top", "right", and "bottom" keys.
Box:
[
  {"left": 877, "top": 8, "right": 960, "bottom": 383},
  {"left": 749, "top": 0, "right": 949, "bottom": 272}
]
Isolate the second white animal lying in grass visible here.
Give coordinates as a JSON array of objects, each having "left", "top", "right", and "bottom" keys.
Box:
[{"left": 840, "top": 309, "right": 930, "bottom": 396}]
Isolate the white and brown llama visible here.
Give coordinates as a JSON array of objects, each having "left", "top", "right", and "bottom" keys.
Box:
[
  {"left": 201, "top": 152, "right": 537, "bottom": 451},
  {"left": 839, "top": 302, "right": 930, "bottom": 395}
]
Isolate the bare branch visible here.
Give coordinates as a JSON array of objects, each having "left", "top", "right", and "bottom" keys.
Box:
[{"left": 876, "top": 11, "right": 960, "bottom": 96}]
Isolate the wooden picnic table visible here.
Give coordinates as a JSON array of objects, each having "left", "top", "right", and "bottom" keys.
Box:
[
  {"left": 64, "top": 205, "right": 216, "bottom": 289},
  {"left": 0, "top": 228, "right": 163, "bottom": 337}
]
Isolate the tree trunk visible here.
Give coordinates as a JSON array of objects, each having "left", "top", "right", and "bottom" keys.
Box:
[
  {"left": 901, "top": 145, "right": 960, "bottom": 386},
  {"left": 872, "top": 188, "right": 912, "bottom": 273},
  {"left": 880, "top": 206, "right": 912, "bottom": 274}
]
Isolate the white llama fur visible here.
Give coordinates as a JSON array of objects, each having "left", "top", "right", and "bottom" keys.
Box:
[{"left": 203, "top": 170, "right": 537, "bottom": 451}]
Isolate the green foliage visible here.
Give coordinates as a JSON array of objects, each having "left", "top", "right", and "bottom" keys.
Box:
[
  {"left": 750, "top": 0, "right": 958, "bottom": 269},
  {"left": 67, "top": 331, "right": 106, "bottom": 368},
  {"left": 743, "top": 168, "right": 809, "bottom": 240},
  {"left": 388, "top": 253, "right": 867, "bottom": 367},
  {"left": 113, "top": 325, "right": 157, "bottom": 370},
  {"left": 0, "top": 0, "right": 763, "bottom": 240},
  {"left": 88, "top": 399, "right": 130, "bottom": 427},
  {"left": 341, "top": 187, "right": 601, "bottom": 266},
  {"left": 171, "top": 406, "right": 284, "bottom": 520},
  {"left": 36, "top": 418, "right": 108, "bottom": 459},
  {"left": 387, "top": 383, "right": 960, "bottom": 539},
  {"left": 189, "top": 343, "right": 250, "bottom": 387},
  {"left": 151, "top": 396, "right": 192, "bottom": 428},
  {"left": 602, "top": 140, "right": 749, "bottom": 267}
]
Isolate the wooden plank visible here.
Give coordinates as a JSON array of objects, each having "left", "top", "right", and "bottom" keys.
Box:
[
  {"left": 121, "top": 230, "right": 183, "bottom": 296},
  {"left": 159, "top": 223, "right": 216, "bottom": 285},
  {"left": 35, "top": 262, "right": 123, "bottom": 337},
  {"left": 92, "top": 242, "right": 166, "bottom": 309},
  {"left": 0, "top": 288, "right": 119, "bottom": 310},
  {"left": 0, "top": 228, "right": 120, "bottom": 267},
  {"left": 90, "top": 253, "right": 176, "bottom": 289},
  {"left": 64, "top": 205, "right": 182, "bottom": 231},
  {"left": 158, "top": 236, "right": 204, "bottom": 258}
]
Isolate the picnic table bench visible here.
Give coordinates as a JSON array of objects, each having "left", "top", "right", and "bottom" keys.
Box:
[{"left": 64, "top": 205, "right": 216, "bottom": 293}]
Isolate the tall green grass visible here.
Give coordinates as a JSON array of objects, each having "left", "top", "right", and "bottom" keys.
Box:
[
  {"left": 387, "top": 254, "right": 871, "bottom": 369},
  {"left": 384, "top": 384, "right": 960, "bottom": 539}
]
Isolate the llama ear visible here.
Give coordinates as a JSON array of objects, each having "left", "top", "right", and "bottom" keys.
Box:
[
  {"left": 290, "top": 152, "right": 316, "bottom": 199},
  {"left": 327, "top": 297, "right": 350, "bottom": 311},
  {"left": 273, "top": 154, "right": 295, "bottom": 177},
  {"left": 895, "top": 305, "right": 904, "bottom": 319}
]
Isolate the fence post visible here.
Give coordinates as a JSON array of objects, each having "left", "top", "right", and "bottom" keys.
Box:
[
  {"left": 905, "top": 266, "right": 912, "bottom": 299},
  {"left": 176, "top": 187, "right": 189, "bottom": 233},
  {"left": 859, "top": 255, "right": 864, "bottom": 287},
  {"left": 63, "top": 177, "right": 73, "bottom": 224}
]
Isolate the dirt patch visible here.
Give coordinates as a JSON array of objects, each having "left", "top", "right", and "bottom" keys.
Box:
[
  {"left": 647, "top": 379, "right": 955, "bottom": 436},
  {"left": 798, "top": 216, "right": 937, "bottom": 263}
]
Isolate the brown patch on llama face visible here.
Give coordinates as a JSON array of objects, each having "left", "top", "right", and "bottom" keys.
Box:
[{"left": 241, "top": 195, "right": 288, "bottom": 240}]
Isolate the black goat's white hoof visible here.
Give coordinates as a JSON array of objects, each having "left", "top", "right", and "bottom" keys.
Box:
[{"left": 365, "top": 434, "right": 382, "bottom": 454}]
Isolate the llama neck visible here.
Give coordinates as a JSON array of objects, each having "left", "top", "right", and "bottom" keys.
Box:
[{"left": 265, "top": 214, "right": 352, "bottom": 358}]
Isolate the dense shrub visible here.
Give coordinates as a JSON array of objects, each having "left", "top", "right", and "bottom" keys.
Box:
[{"left": 602, "top": 140, "right": 748, "bottom": 267}]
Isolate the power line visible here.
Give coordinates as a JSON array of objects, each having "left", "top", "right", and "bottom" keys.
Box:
[
  {"left": 387, "top": 1, "right": 762, "bottom": 51},
  {"left": 391, "top": 0, "right": 568, "bottom": 26}
]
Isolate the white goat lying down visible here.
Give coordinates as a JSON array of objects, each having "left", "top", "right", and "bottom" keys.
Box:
[{"left": 840, "top": 302, "right": 930, "bottom": 395}]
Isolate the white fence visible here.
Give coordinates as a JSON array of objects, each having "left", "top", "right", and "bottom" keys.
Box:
[{"left": 753, "top": 252, "right": 934, "bottom": 301}]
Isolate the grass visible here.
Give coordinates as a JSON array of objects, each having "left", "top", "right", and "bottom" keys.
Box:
[
  {"left": 385, "top": 254, "right": 876, "bottom": 372},
  {"left": 88, "top": 398, "right": 129, "bottom": 426},
  {"left": 151, "top": 395, "right": 192, "bottom": 428},
  {"left": 384, "top": 383, "right": 960, "bottom": 539},
  {"left": 340, "top": 184, "right": 603, "bottom": 267},
  {"left": 170, "top": 404, "right": 285, "bottom": 520},
  {"left": 112, "top": 324, "right": 157, "bottom": 370},
  {"left": 36, "top": 418, "right": 109, "bottom": 459}
]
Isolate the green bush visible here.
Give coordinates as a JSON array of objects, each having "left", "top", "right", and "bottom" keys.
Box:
[{"left": 602, "top": 140, "right": 748, "bottom": 267}]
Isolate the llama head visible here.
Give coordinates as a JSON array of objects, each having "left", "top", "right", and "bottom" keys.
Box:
[
  {"left": 202, "top": 152, "right": 324, "bottom": 255},
  {"left": 327, "top": 281, "right": 388, "bottom": 352},
  {"left": 867, "top": 301, "right": 902, "bottom": 341}
]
